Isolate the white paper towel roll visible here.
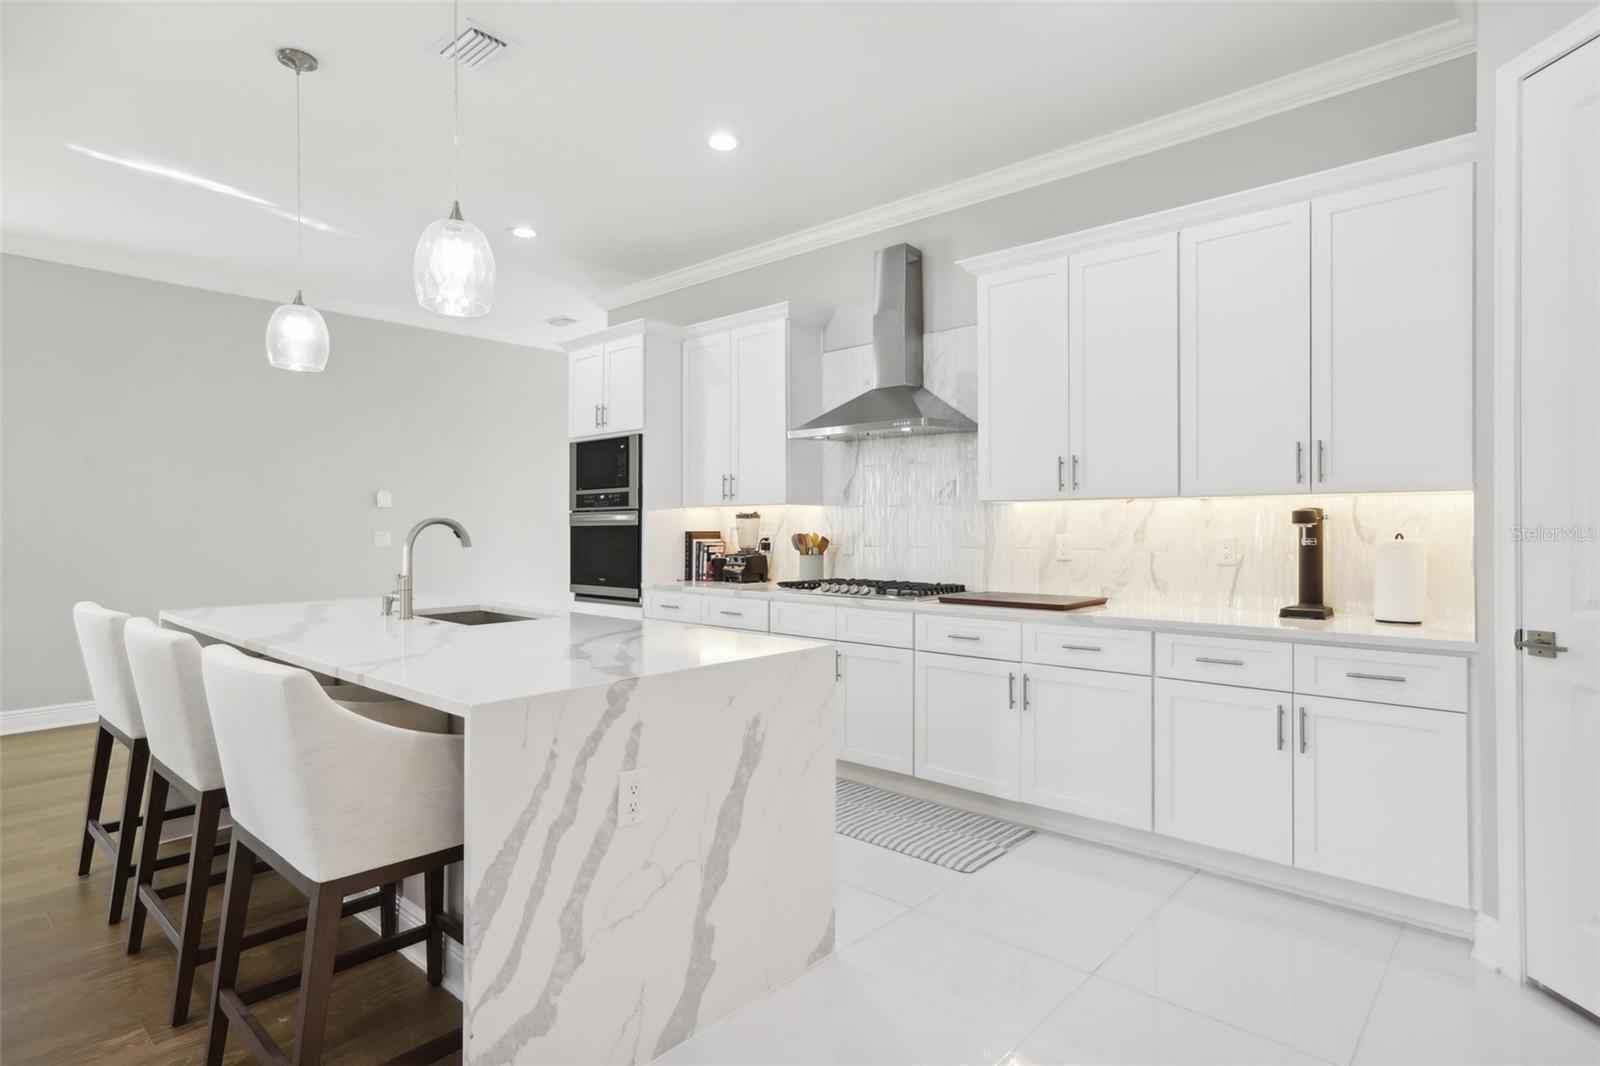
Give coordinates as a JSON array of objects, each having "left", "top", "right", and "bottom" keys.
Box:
[{"left": 1375, "top": 534, "right": 1427, "bottom": 624}]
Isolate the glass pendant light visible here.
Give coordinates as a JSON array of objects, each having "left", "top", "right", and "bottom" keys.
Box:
[
  {"left": 265, "top": 47, "right": 330, "bottom": 372},
  {"left": 414, "top": 0, "right": 495, "bottom": 317}
]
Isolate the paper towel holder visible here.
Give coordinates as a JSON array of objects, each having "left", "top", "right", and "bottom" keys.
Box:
[{"left": 1375, "top": 532, "right": 1426, "bottom": 625}]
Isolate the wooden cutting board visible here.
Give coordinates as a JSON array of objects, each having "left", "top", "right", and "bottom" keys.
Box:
[{"left": 936, "top": 591, "right": 1108, "bottom": 611}]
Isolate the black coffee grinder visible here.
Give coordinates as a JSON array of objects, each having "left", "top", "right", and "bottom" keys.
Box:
[{"left": 1280, "top": 507, "right": 1334, "bottom": 619}]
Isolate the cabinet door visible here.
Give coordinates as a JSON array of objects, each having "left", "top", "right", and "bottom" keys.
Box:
[
  {"left": 1068, "top": 234, "right": 1179, "bottom": 499},
  {"left": 977, "top": 260, "right": 1071, "bottom": 501},
  {"left": 838, "top": 643, "right": 914, "bottom": 774},
  {"left": 1311, "top": 164, "right": 1473, "bottom": 491},
  {"left": 602, "top": 335, "right": 645, "bottom": 433},
  {"left": 1293, "top": 695, "right": 1468, "bottom": 905},
  {"left": 729, "top": 318, "right": 788, "bottom": 504},
  {"left": 682, "top": 333, "right": 733, "bottom": 506},
  {"left": 1153, "top": 678, "right": 1292, "bottom": 862},
  {"left": 1179, "top": 204, "right": 1311, "bottom": 496},
  {"left": 914, "top": 651, "right": 1019, "bottom": 799},
  {"left": 1021, "top": 665, "right": 1152, "bottom": 830},
  {"left": 568, "top": 345, "right": 606, "bottom": 437}
]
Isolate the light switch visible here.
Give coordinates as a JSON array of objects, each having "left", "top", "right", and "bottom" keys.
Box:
[
  {"left": 374, "top": 531, "right": 392, "bottom": 548},
  {"left": 375, "top": 490, "right": 392, "bottom": 509}
]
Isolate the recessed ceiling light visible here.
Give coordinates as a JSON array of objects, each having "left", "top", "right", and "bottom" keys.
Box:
[
  {"left": 510, "top": 225, "right": 538, "bottom": 239},
  {"left": 707, "top": 131, "right": 739, "bottom": 152}
]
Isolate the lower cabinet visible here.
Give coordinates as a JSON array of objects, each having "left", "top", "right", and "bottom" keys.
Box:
[
  {"left": 836, "top": 643, "right": 914, "bottom": 775},
  {"left": 1020, "top": 664, "right": 1153, "bottom": 830},
  {"left": 1292, "top": 695, "right": 1468, "bottom": 906},
  {"left": 1154, "top": 678, "right": 1293, "bottom": 863},
  {"left": 914, "top": 652, "right": 1020, "bottom": 800}
]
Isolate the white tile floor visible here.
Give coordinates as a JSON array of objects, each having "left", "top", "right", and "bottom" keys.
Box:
[{"left": 657, "top": 832, "right": 1600, "bottom": 1066}]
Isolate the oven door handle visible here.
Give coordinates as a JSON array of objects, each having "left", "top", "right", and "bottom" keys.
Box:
[{"left": 570, "top": 512, "right": 640, "bottom": 527}]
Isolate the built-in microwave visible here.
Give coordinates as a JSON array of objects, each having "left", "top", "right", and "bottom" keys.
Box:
[{"left": 570, "top": 433, "right": 641, "bottom": 511}]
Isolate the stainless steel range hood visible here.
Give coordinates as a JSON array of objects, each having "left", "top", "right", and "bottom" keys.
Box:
[{"left": 789, "top": 244, "right": 976, "bottom": 440}]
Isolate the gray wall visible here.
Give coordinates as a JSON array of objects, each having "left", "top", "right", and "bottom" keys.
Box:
[
  {"left": 1, "top": 255, "right": 568, "bottom": 710},
  {"left": 612, "top": 57, "right": 1476, "bottom": 345}
]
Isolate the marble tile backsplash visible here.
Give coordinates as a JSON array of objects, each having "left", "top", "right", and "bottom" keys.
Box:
[{"left": 681, "top": 325, "right": 1476, "bottom": 623}]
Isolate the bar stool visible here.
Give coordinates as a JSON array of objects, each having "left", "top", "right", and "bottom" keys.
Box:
[
  {"left": 199, "top": 644, "right": 463, "bottom": 1066},
  {"left": 72, "top": 601, "right": 204, "bottom": 922}
]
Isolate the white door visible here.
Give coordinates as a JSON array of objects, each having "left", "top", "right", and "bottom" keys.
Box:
[
  {"left": 1153, "top": 678, "right": 1292, "bottom": 863},
  {"left": 568, "top": 344, "right": 606, "bottom": 437},
  {"left": 837, "top": 643, "right": 914, "bottom": 774},
  {"left": 977, "top": 260, "right": 1071, "bottom": 501},
  {"left": 1021, "top": 664, "right": 1153, "bottom": 830},
  {"left": 729, "top": 318, "right": 788, "bottom": 504},
  {"left": 914, "top": 651, "right": 1019, "bottom": 800},
  {"left": 1519, "top": 32, "right": 1600, "bottom": 1015},
  {"left": 1311, "top": 165, "right": 1473, "bottom": 492},
  {"left": 1179, "top": 204, "right": 1311, "bottom": 496},
  {"left": 602, "top": 335, "right": 645, "bottom": 433},
  {"left": 1292, "top": 695, "right": 1468, "bottom": 905},
  {"left": 682, "top": 332, "right": 733, "bottom": 506},
  {"left": 1068, "top": 233, "right": 1179, "bottom": 499}
]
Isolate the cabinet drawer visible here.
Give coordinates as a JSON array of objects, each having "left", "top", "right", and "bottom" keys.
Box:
[
  {"left": 1156, "top": 632, "right": 1293, "bottom": 691},
  {"left": 703, "top": 600, "right": 769, "bottom": 632},
  {"left": 770, "top": 600, "right": 837, "bottom": 640},
  {"left": 836, "top": 607, "right": 914, "bottom": 649},
  {"left": 918, "top": 615, "right": 1022, "bottom": 661},
  {"left": 1293, "top": 645, "right": 1467, "bottom": 712},
  {"left": 1024, "top": 624, "right": 1151, "bottom": 674},
  {"left": 646, "top": 591, "right": 703, "bottom": 623}
]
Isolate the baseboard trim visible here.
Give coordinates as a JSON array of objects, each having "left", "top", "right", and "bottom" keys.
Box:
[
  {"left": 352, "top": 893, "right": 465, "bottom": 1002},
  {"left": 0, "top": 700, "right": 97, "bottom": 736},
  {"left": 1471, "top": 912, "right": 1504, "bottom": 973}
]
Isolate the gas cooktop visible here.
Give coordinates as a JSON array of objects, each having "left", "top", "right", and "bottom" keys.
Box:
[{"left": 775, "top": 579, "right": 966, "bottom": 599}]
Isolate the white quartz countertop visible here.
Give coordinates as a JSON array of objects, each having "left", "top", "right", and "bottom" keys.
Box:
[
  {"left": 160, "top": 595, "right": 826, "bottom": 716},
  {"left": 647, "top": 582, "right": 1477, "bottom": 653}
]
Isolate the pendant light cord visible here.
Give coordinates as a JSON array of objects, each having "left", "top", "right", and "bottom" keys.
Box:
[
  {"left": 295, "top": 66, "right": 303, "bottom": 281},
  {"left": 452, "top": 0, "right": 460, "bottom": 204}
]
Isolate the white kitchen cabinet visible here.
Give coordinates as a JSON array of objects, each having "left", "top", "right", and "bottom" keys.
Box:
[
  {"left": 730, "top": 318, "right": 789, "bottom": 504},
  {"left": 837, "top": 643, "right": 915, "bottom": 774},
  {"left": 683, "top": 332, "right": 733, "bottom": 506},
  {"left": 568, "top": 344, "right": 605, "bottom": 437},
  {"left": 976, "top": 259, "right": 1071, "bottom": 501},
  {"left": 1154, "top": 678, "right": 1293, "bottom": 863},
  {"left": 567, "top": 336, "right": 645, "bottom": 437},
  {"left": 1292, "top": 695, "right": 1468, "bottom": 905},
  {"left": 1179, "top": 203, "right": 1311, "bottom": 496},
  {"left": 914, "top": 651, "right": 1019, "bottom": 800},
  {"left": 1311, "top": 164, "right": 1473, "bottom": 492},
  {"left": 1021, "top": 664, "right": 1152, "bottom": 830},
  {"left": 1068, "top": 234, "right": 1179, "bottom": 499},
  {"left": 562, "top": 323, "right": 682, "bottom": 455}
]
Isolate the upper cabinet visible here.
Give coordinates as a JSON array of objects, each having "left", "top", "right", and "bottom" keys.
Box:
[
  {"left": 1310, "top": 164, "right": 1473, "bottom": 492},
  {"left": 563, "top": 322, "right": 680, "bottom": 441},
  {"left": 962, "top": 142, "right": 1475, "bottom": 502},
  {"left": 680, "top": 303, "right": 825, "bottom": 507}
]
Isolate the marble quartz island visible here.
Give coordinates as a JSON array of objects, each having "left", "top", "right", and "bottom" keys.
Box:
[{"left": 160, "top": 596, "right": 838, "bottom": 1065}]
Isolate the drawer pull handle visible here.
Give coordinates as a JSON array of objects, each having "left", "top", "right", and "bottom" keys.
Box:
[
  {"left": 660, "top": 604, "right": 680, "bottom": 611},
  {"left": 1060, "top": 643, "right": 1102, "bottom": 652},
  {"left": 718, "top": 610, "right": 743, "bottom": 617},
  {"left": 1346, "top": 671, "right": 1406, "bottom": 683},
  {"left": 948, "top": 633, "right": 982, "bottom": 642},
  {"left": 1195, "top": 656, "right": 1245, "bottom": 666}
]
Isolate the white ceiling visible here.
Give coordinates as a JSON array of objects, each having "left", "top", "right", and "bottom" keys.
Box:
[{"left": 2, "top": 2, "right": 1470, "bottom": 350}]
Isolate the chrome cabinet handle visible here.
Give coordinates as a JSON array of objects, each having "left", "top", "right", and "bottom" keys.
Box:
[
  {"left": 1022, "top": 673, "right": 1031, "bottom": 710},
  {"left": 835, "top": 650, "right": 842, "bottom": 680},
  {"left": 1317, "top": 439, "right": 1326, "bottom": 483},
  {"left": 1276, "top": 704, "right": 1285, "bottom": 751},
  {"left": 660, "top": 603, "right": 680, "bottom": 610},
  {"left": 1060, "top": 643, "right": 1102, "bottom": 652},
  {"left": 1008, "top": 672, "right": 1016, "bottom": 709},
  {"left": 721, "top": 474, "right": 728, "bottom": 500},
  {"left": 1346, "top": 671, "right": 1406, "bottom": 683},
  {"left": 1195, "top": 656, "right": 1245, "bottom": 666},
  {"left": 1071, "top": 454, "right": 1080, "bottom": 491},
  {"left": 1057, "top": 456, "right": 1065, "bottom": 492},
  {"left": 718, "top": 609, "right": 743, "bottom": 617},
  {"left": 1296, "top": 441, "right": 1304, "bottom": 484},
  {"left": 728, "top": 474, "right": 736, "bottom": 498},
  {"left": 594, "top": 403, "right": 601, "bottom": 428},
  {"left": 1299, "top": 706, "right": 1308, "bottom": 754},
  {"left": 948, "top": 633, "right": 982, "bottom": 642}
]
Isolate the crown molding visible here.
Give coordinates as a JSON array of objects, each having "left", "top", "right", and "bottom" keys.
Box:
[
  {"left": 594, "top": 16, "right": 1476, "bottom": 312},
  {"left": 558, "top": 317, "right": 685, "bottom": 351}
]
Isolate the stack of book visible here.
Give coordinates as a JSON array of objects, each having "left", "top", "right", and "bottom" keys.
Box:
[{"left": 684, "top": 530, "right": 723, "bottom": 581}]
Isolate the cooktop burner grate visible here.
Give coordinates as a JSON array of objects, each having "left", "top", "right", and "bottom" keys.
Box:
[{"left": 775, "top": 579, "right": 966, "bottom": 598}]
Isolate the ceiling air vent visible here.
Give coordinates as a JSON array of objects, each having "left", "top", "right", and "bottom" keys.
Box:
[
  {"left": 436, "top": 23, "right": 509, "bottom": 69},
  {"left": 545, "top": 315, "right": 578, "bottom": 328}
]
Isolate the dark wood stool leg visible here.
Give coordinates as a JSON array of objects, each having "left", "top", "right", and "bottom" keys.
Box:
[
  {"left": 204, "top": 837, "right": 257, "bottom": 1066},
  {"left": 293, "top": 882, "right": 344, "bottom": 1065},
  {"left": 77, "top": 724, "right": 115, "bottom": 876},
  {"left": 171, "top": 789, "right": 224, "bottom": 1026},
  {"left": 107, "top": 738, "right": 150, "bottom": 924},
  {"left": 424, "top": 866, "right": 444, "bottom": 987},
  {"left": 380, "top": 881, "right": 399, "bottom": 938},
  {"left": 125, "top": 769, "right": 170, "bottom": 954}
]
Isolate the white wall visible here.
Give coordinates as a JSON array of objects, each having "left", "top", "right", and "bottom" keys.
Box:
[{"left": 0, "top": 255, "right": 568, "bottom": 711}]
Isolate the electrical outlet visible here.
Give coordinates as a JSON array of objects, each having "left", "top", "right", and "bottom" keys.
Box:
[
  {"left": 1054, "top": 533, "right": 1071, "bottom": 562},
  {"left": 373, "top": 531, "right": 392, "bottom": 548},
  {"left": 617, "top": 768, "right": 649, "bottom": 827},
  {"left": 1218, "top": 536, "right": 1238, "bottom": 566}
]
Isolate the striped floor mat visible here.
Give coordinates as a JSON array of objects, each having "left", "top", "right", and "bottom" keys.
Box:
[{"left": 835, "top": 778, "right": 1035, "bottom": 873}]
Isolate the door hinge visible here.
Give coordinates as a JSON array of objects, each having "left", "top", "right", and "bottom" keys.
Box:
[{"left": 1514, "top": 628, "right": 1568, "bottom": 658}]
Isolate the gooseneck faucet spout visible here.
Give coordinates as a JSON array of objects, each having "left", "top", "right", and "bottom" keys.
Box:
[{"left": 385, "top": 517, "right": 472, "bottom": 619}]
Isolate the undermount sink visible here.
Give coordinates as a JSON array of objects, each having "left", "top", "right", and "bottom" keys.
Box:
[{"left": 417, "top": 608, "right": 538, "bottom": 626}]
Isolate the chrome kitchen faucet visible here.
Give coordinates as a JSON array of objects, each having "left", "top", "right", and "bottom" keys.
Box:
[{"left": 384, "top": 517, "right": 472, "bottom": 620}]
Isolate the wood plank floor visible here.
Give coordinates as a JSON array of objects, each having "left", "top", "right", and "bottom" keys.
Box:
[{"left": 0, "top": 725, "right": 463, "bottom": 1064}]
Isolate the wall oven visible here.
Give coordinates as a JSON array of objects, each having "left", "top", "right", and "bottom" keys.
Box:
[{"left": 570, "top": 434, "right": 642, "bottom": 604}]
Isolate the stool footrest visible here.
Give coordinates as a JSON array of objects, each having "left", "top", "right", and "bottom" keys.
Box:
[
  {"left": 379, "top": 1026, "right": 463, "bottom": 1066},
  {"left": 238, "top": 924, "right": 426, "bottom": 1006}
]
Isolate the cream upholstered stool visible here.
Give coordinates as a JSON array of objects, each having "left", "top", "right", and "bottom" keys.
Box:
[
  {"left": 72, "top": 602, "right": 212, "bottom": 923},
  {"left": 199, "top": 644, "right": 462, "bottom": 1066}
]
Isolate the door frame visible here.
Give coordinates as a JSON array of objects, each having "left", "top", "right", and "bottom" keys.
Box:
[{"left": 1489, "top": 6, "right": 1600, "bottom": 982}]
